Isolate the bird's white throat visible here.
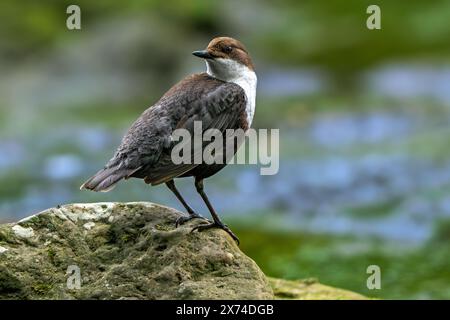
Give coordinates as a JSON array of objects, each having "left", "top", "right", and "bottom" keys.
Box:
[{"left": 206, "top": 58, "right": 257, "bottom": 126}]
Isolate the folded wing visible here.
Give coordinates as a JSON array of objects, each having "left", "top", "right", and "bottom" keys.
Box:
[{"left": 80, "top": 74, "right": 247, "bottom": 191}]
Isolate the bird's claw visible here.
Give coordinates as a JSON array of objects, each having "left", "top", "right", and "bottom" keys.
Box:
[
  {"left": 175, "top": 213, "right": 209, "bottom": 228},
  {"left": 191, "top": 222, "right": 240, "bottom": 245}
]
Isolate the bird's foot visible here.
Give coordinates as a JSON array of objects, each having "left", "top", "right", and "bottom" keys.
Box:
[
  {"left": 175, "top": 213, "right": 209, "bottom": 228},
  {"left": 191, "top": 222, "right": 240, "bottom": 245}
]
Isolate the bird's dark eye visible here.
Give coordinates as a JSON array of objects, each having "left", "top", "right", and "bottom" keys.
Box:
[{"left": 223, "top": 46, "right": 233, "bottom": 53}]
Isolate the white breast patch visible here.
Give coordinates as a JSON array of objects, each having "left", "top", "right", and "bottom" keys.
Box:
[{"left": 206, "top": 58, "right": 257, "bottom": 127}]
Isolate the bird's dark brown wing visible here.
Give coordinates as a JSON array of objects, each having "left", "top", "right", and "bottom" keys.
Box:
[
  {"left": 81, "top": 73, "right": 247, "bottom": 191},
  {"left": 143, "top": 78, "right": 248, "bottom": 185}
]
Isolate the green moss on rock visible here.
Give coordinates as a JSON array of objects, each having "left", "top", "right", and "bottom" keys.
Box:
[
  {"left": 269, "top": 277, "right": 368, "bottom": 300},
  {"left": 0, "top": 202, "right": 367, "bottom": 300},
  {"left": 0, "top": 202, "right": 273, "bottom": 299},
  {"left": 0, "top": 266, "right": 26, "bottom": 298}
]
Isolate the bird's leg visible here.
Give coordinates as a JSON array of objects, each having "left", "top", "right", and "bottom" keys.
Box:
[
  {"left": 165, "top": 180, "right": 209, "bottom": 227},
  {"left": 191, "top": 178, "right": 240, "bottom": 245}
]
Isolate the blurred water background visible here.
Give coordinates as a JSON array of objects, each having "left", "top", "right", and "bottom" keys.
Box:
[{"left": 1, "top": 1, "right": 450, "bottom": 299}]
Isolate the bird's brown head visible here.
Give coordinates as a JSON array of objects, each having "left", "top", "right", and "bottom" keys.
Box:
[{"left": 193, "top": 37, "right": 255, "bottom": 81}]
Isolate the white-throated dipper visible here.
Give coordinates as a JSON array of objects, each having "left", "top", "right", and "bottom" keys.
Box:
[{"left": 80, "top": 37, "right": 257, "bottom": 244}]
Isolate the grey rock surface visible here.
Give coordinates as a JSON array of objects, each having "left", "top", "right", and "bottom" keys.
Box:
[{"left": 0, "top": 202, "right": 273, "bottom": 300}]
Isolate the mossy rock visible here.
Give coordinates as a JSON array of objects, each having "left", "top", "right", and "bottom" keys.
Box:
[
  {"left": 269, "top": 277, "right": 368, "bottom": 300},
  {"left": 0, "top": 202, "right": 367, "bottom": 300},
  {"left": 0, "top": 202, "right": 272, "bottom": 299}
]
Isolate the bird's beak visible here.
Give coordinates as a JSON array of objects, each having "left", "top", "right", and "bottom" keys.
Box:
[{"left": 192, "top": 50, "right": 215, "bottom": 59}]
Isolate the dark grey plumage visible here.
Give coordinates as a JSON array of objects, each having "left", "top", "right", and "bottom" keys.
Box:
[{"left": 80, "top": 73, "right": 247, "bottom": 192}]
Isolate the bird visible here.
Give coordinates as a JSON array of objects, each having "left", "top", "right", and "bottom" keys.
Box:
[{"left": 80, "top": 37, "right": 257, "bottom": 244}]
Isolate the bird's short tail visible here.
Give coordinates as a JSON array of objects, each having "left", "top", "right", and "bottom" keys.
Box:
[{"left": 80, "top": 166, "right": 138, "bottom": 192}]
